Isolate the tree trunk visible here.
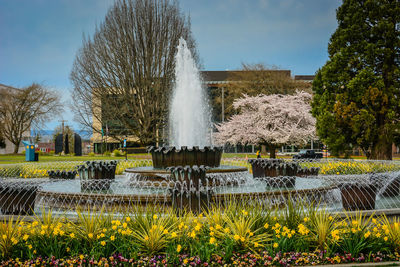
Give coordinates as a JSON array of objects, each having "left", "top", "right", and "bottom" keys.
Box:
[
  {"left": 261, "top": 144, "right": 267, "bottom": 154},
  {"left": 369, "top": 137, "right": 392, "bottom": 160},
  {"left": 13, "top": 142, "right": 20, "bottom": 154},
  {"left": 268, "top": 146, "right": 276, "bottom": 159}
]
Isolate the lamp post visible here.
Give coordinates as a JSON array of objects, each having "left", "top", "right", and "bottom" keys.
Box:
[
  {"left": 221, "top": 86, "right": 224, "bottom": 122},
  {"left": 221, "top": 86, "right": 225, "bottom": 153}
]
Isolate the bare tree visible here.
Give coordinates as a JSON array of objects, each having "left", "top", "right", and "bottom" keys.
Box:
[
  {"left": 210, "top": 63, "right": 312, "bottom": 122},
  {"left": 0, "top": 83, "right": 62, "bottom": 153},
  {"left": 70, "top": 0, "right": 198, "bottom": 145}
]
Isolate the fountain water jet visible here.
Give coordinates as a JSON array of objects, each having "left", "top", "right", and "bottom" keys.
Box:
[{"left": 169, "top": 38, "right": 211, "bottom": 148}]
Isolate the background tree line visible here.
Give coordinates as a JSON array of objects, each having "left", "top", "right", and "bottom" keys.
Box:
[
  {"left": 312, "top": 0, "right": 400, "bottom": 160},
  {"left": 0, "top": 83, "right": 62, "bottom": 153},
  {"left": 70, "top": 0, "right": 399, "bottom": 161}
]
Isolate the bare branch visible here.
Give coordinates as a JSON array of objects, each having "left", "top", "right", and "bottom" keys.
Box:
[
  {"left": 70, "top": 0, "right": 197, "bottom": 145},
  {"left": 0, "top": 83, "right": 63, "bottom": 153}
]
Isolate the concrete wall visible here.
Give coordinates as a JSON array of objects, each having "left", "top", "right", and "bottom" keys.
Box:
[{"left": 0, "top": 130, "right": 31, "bottom": 154}]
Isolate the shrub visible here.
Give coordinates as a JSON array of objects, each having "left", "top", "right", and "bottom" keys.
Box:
[
  {"left": 129, "top": 210, "right": 178, "bottom": 255},
  {"left": 112, "top": 149, "right": 123, "bottom": 157},
  {"left": 0, "top": 216, "right": 24, "bottom": 259},
  {"left": 115, "top": 160, "right": 151, "bottom": 174},
  {"left": 103, "top": 151, "right": 111, "bottom": 156},
  {"left": 308, "top": 209, "right": 338, "bottom": 251},
  {"left": 88, "top": 152, "right": 95, "bottom": 156}
]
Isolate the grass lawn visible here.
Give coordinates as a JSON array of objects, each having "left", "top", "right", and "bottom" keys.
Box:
[
  {"left": 0, "top": 152, "right": 265, "bottom": 164},
  {"left": 222, "top": 153, "right": 293, "bottom": 159},
  {"left": 0, "top": 153, "right": 151, "bottom": 164},
  {"left": 1, "top": 152, "right": 399, "bottom": 164},
  {"left": 0, "top": 152, "right": 290, "bottom": 164}
]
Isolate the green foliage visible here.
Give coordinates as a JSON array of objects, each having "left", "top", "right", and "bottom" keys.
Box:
[
  {"left": 0, "top": 159, "right": 153, "bottom": 177},
  {"left": 379, "top": 215, "right": 400, "bottom": 252},
  {"left": 305, "top": 160, "right": 400, "bottom": 175},
  {"left": 311, "top": 0, "right": 400, "bottom": 160},
  {"left": 0, "top": 216, "right": 23, "bottom": 260},
  {"left": 282, "top": 198, "right": 305, "bottom": 230},
  {"left": 308, "top": 209, "right": 337, "bottom": 251},
  {"left": 0, "top": 204, "right": 398, "bottom": 262},
  {"left": 70, "top": 208, "right": 111, "bottom": 257},
  {"left": 339, "top": 211, "right": 376, "bottom": 256},
  {"left": 29, "top": 209, "right": 68, "bottom": 259},
  {"left": 112, "top": 149, "right": 124, "bottom": 157},
  {"left": 129, "top": 209, "right": 178, "bottom": 255}
]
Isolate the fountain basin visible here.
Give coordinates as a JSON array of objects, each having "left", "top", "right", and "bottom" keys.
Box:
[
  {"left": 35, "top": 175, "right": 334, "bottom": 212},
  {"left": 340, "top": 183, "right": 376, "bottom": 211},
  {"left": 148, "top": 146, "right": 223, "bottom": 168},
  {"left": 125, "top": 165, "right": 248, "bottom": 187}
]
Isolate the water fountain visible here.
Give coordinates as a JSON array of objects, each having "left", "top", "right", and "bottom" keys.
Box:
[
  {"left": 3, "top": 38, "right": 400, "bottom": 216},
  {"left": 123, "top": 38, "right": 250, "bottom": 212}
]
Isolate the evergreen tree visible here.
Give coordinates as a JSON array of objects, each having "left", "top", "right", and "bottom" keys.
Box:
[{"left": 312, "top": 0, "right": 400, "bottom": 159}]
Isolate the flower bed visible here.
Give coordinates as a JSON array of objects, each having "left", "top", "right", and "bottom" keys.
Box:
[
  {"left": 2, "top": 251, "right": 400, "bottom": 266},
  {"left": 1, "top": 159, "right": 399, "bottom": 179},
  {"left": 222, "top": 159, "right": 400, "bottom": 176},
  {"left": 0, "top": 160, "right": 152, "bottom": 178},
  {"left": 1, "top": 203, "right": 400, "bottom": 265},
  {"left": 305, "top": 160, "right": 400, "bottom": 175}
]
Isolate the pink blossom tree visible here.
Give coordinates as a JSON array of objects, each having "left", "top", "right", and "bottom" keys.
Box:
[{"left": 214, "top": 91, "right": 316, "bottom": 158}]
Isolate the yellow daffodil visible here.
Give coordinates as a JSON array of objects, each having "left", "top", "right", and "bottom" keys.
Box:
[{"left": 209, "top": 237, "right": 216, "bottom": 244}]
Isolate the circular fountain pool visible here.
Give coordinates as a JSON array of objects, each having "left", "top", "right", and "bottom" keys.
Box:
[
  {"left": 2, "top": 158, "right": 400, "bottom": 216},
  {"left": 34, "top": 172, "right": 334, "bottom": 212}
]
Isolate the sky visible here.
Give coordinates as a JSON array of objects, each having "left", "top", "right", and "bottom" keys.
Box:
[{"left": 0, "top": 0, "right": 342, "bottom": 130}]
